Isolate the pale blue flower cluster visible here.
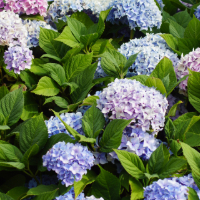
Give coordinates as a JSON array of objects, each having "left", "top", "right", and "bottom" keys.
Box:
[
  {"left": 42, "top": 142, "right": 95, "bottom": 187},
  {"left": 107, "top": 0, "right": 162, "bottom": 30},
  {"left": 144, "top": 174, "right": 200, "bottom": 199},
  {"left": 45, "top": 112, "right": 83, "bottom": 138},
  {"left": 55, "top": 187, "right": 104, "bottom": 200},
  {"left": 23, "top": 19, "right": 57, "bottom": 48},
  {"left": 97, "top": 78, "right": 168, "bottom": 133},
  {"left": 4, "top": 46, "right": 33, "bottom": 74},
  {"left": 156, "top": 0, "right": 165, "bottom": 10},
  {"left": 55, "top": 187, "right": 85, "bottom": 200},
  {"left": 108, "top": 127, "right": 161, "bottom": 161},
  {"left": 118, "top": 33, "right": 179, "bottom": 76}
]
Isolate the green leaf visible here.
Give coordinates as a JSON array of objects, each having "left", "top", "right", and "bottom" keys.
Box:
[
  {"left": 41, "top": 54, "right": 61, "bottom": 62},
  {"left": 0, "top": 86, "right": 9, "bottom": 100},
  {"left": 168, "top": 19, "right": 185, "bottom": 38},
  {"left": 148, "top": 144, "right": 165, "bottom": 174},
  {"left": 181, "top": 0, "right": 198, "bottom": 5},
  {"left": 114, "top": 149, "right": 145, "bottom": 179},
  {"left": 165, "top": 117, "right": 176, "bottom": 139},
  {"left": 178, "top": 38, "right": 200, "bottom": 55},
  {"left": 32, "top": 76, "right": 60, "bottom": 97},
  {"left": 129, "top": 177, "right": 144, "bottom": 200},
  {"left": 188, "top": 187, "right": 199, "bottom": 200},
  {"left": 81, "top": 95, "right": 99, "bottom": 106},
  {"left": 80, "top": 33, "right": 99, "bottom": 48},
  {"left": 74, "top": 170, "right": 97, "bottom": 199},
  {"left": 185, "top": 132, "right": 200, "bottom": 147},
  {"left": 6, "top": 186, "right": 28, "bottom": 200},
  {"left": 44, "top": 96, "right": 68, "bottom": 108},
  {"left": 181, "top": 142, "right": 200, "bottom": 188},
  {"left": 123, "top": 53, "right": 138, "bottom": 73},
  {"left": 144, "top": 173, "right": 159, "bottom": 180},
  {"left": 21, "top": 14, "right": 44, "bottom": 21},
  {"left": 20, "top": 70, "right": 39, "bottom": 89},
  {"left": 188, "top": 70, "right": 200, "bottom": 112},
  {"left": 0, "top": 88, "right": 24, "bottom": 126},
  {"left": 145, "top": 77, "right": 167, "bottom": 95},
  {"left": 167, "top": 100, "right": 182, "bottom": 117},
  {"left": 52, "top": 110, "right": 96, "bottom": 143},
  {"left": 99, "top": 119, "right": 132, "bottom": 152},
  {"left": 64, "top": 53, "right": 93, "bottom": 82},
  {"left": 92, "top": 166, "right": 121, "bottom": 200},
  {"left": 119, "top": 170, "right": 130, "bottom": 192},
  {"left": 21, "top": 92, "right": 38, "bottom": 121},
  {"left": 0, "top": 192, "right": 14, "bottom": 200},
  {"left": 128, "top": 75, "right": 149, "bottom": 84},
  {"left": 149, "top": 57, "right": 177, "bottom": 93},
  {"left": 170, "top": 139, "right": 181, "bottom": 156},
  {"left": 71, "top": 11, "right": 94, "bottom": 28},
  {"left": 0, "top": 125, "right": 10, "bottom": 130},
  {"left": 40, "top": 63, "right": 66, "bottom": 86},
  {"left": 61, "top": 82, "right": 79, "bottom": 94},
  {"left": 12, "top": 113, "right": 48, "bottom": 153},
  {"left": 30, "top": 58, "right": 49, "bottom": 76},
  {"left": 160, "top": 34, "right": 181, "bottom": 55},
  {"left": 173, "top": 9, "right": 192, "bottom": 28},
  {"left": 39, "top": 27, "right": 69, "bottom": 58},
  {"left": 54, "top": 26, "right": 79, "bottom": 48},
  {"left": 82, "top": 105, "right": 105, "bottom": 138},
  {"left": 3, "top": 65, "right": 17, "bottom": 79},
  {"left": 70, "top": 62, "right": 97, "bottom": 103},
  {"left": 22, "top": 144, "right": 39, "bottom": 168},
  {"left": 185, "top": 15, "right": 200, "bottom": 39},
  {"left": 158, "top": 157, "right": 187, "bottom": 178},
  {"left": 66, "top": 16, "right": 87, "bottom": 42}
]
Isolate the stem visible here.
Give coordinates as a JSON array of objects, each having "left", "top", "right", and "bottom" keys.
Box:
[{"left": 130, "top": 30, "right": 135, "bottom": 39}]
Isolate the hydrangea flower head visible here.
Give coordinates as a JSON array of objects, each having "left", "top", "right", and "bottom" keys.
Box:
[
  {"left": 55, "top": 187, "right": 85, "bottom": 200},
  {"left": 108, "top": 127, "right": 161, "bottom": 162},
  {"left": 144, "top": 178, "right": 189, "bottom": 200},
  {"left": 85, "top": 196, "right": 104, "bottom": 200},
  {"left": 144, "top": 174, "right": 200, "bottom": 199},
  {"left": 107, "top": 0, "right": 162, "bottom": 30},
  {"left": 23, "top": 20, "right": 57, "bottom": 48},
  {"left": 97, "top": 78, "right": 168, "bottom": 132},
  {"left": 0, "top": 10, "right": 28, "bottom": 47},
  {"left": 4, "top": 46, "right": 33, "bottom": 74},
  {"left": 175, "top": 48, "right": 200, "bottom": 94},
  {"left": 118, "top": 34, "right": 179, "bottom": 77},
  {"left": 45, "top": 112, "right": 83, "bottom": 138},
  {"left": 42, "top": 142, "right": 94, "bottom": 187},
  {"left": 5, "top": 0, "right": 48, "bottom": 16}
]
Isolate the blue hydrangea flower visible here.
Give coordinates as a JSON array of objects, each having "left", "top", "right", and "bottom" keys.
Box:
[
  {"left": 107, "top": 0, "right": 162, "bottom": 31},
  {"left": 4, "top": 46, "right": 33, "bottom": 74},
  {"left": 97, "top": 78, "right": 168, "bottom": 133},
  {"left": 42, "top": 142, "right": 95, "bottom": 187},
  {"left": 108, "top": 127, "right": 161, "bottom": 162},
  {"left": 85, "top": 196, "right": 104, "bottom": 200},
  {"left": 55, "top": 187, "right": 85, "bottom": 200},
  {"left": 23, "top": 19, "right": 57, "bottom": 48},
  {"left": 45, "top": 112, "right": 83, "bottom": 138},
  {"left": 144, "top": 174, "right": 200, "bottom": 199},
  {"left": 156, "top": 0, "right": 164, "bottom": 10}
]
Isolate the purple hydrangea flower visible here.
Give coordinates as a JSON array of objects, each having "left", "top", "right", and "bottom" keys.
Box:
[
  {"left": 195, "top": 6, "right": 200, "bottom": 20},
  {"left": 0, "top": 10, "right": 28, "bottom": 47},
  {"left": 23, "top": 20, "right": 57, "bottom": 48},
  {"left": 144, "top": 174, "right": 200, "bottom": 199},
  {"left": 4, "top": 46, "right": 33, "bottom": 74},
  {"left": 45, "top": 112, "right": 84, "bottom": 138},
  {"left": 175, "top": 48, "right": 200, "bottom": 95},
  {"left": 108, "top": 127, "right": 161, "bottom": 162},
  {"left": 55, "top": 187, "right": 85, "bottom": 200},
  {"left": 42, "top": 142, "right": 95, "bottom": 187},
  {"left": 97, "top": 78, "right": 168, "bottom": 133},
  {"left": 4, "top": 0, "right": 48, "bottom": 16}
]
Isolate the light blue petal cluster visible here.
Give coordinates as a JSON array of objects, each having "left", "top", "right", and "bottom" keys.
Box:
[
  {"left": 55, "top": 187, "right": 85, "bottom": 200},
  {"left": 23, "top": 19, "right": 57, "bottom": 48},
  {"left": 118, "top": 33, "right": 179, "bottom": 76},
  {"left": 45, "top": 112, "right": 83, "bottom": 138},
  {"left": 108, "top": 127, "right": 161, "bottom": 162},
  {"left": 97, "top": 78, "right": 168, "bottom": 133},
  {"left": 144, "top": 174, "right": 200, "bottom": 199},
  {"left": 42, "top": 142, "right": 95, "bottom": 187},
  {"left": 4, "top": 46, "right": 33, "bottom": 74},
  {"left": 107, "top": 0, "right": 162, "bottom": 30}
]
